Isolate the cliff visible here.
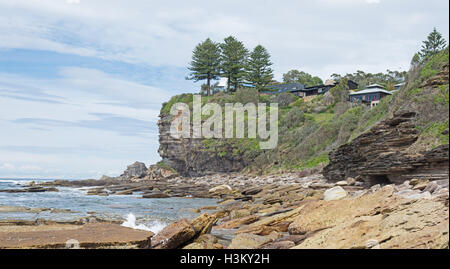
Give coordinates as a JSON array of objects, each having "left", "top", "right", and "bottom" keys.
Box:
[
  {"left": 158, "top": 114, "right": 244, "bottom": 176},
  {"left": 323, "top": 110, "right": 449, "bottom": 185}
]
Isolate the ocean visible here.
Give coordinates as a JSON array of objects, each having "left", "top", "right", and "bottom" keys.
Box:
[{"left": 0, "top": 178, "right": 218, "bottom": 233}]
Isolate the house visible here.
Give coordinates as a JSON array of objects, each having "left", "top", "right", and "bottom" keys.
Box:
[
  {"left": 349, "top": 84, "right": 392, "bottom": 108},
  {"left": 290, "top": 79, "right": 358, "bottom": 98},
  {"left": 263, "top": 83, "right": 306, "bottom": 94},
  {"left": 263, "top": 79, "right": 359, "bottom": 99},
  {"left": 394, "top": 82, "right": 405, "bottom": 90},
  {"left": 324, "top": 79, "right": 359, "bottom": 90},
  {"left": 215, "top": 77, "right": 228, "bottom": 92},
  {"left": 291, "top": 84, "right": 333, "bottom": 97}
]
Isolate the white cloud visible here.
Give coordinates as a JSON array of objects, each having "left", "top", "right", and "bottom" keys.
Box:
[
  {"left": 1, "top": 0, "right": 448, "bottom": 79},
  {"left": 66, "top": 0, "right": 80, "bottom": 4}
]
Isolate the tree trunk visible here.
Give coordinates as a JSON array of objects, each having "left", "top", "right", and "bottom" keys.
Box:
[
  {"left": 207, "top": 73, "right": 211, "bottom": 96},
  {"left": 227, "top": 75, "right": 231, "bottom": 93}
]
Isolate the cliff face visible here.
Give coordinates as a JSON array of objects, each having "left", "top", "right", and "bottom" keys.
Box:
[
  {"left": 324, "top": 53, "right": 449, "bottom": 185},
  {"left": 323, "top": 110, "right": 449, "bottom": 185},
  {"left": 158, "top": 114, "right": 244, "bottom": 176}
]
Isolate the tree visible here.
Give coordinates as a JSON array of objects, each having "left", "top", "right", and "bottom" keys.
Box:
[
  {"left": 245, "top": 45, "right": 274, "bottom": 90},
  {"left": 187, "top": 38, "right": 221, "bottom": 96},
  {"left": 419, "top": 28, "right": 447, "bottom": 61},
  {"left": 282, "top": 70, "right": 323, "bottom": 86},
  {"left": 410, "top": 53, "right": 420, "bottom": 68},
  {"left": 220, "top": 36, "right": 248, "bottom": 92}
]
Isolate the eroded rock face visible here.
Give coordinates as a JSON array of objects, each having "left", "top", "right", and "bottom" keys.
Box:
[
  {"left": 158, "top": 114, "right": 244, "bottom": 176},
  {"left": 323, "top": 111, "right": 449, "bottom": 185}
]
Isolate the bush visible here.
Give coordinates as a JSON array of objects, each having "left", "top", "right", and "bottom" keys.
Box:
[
  {"left": 282, "top": 106, "right": 305, "bottom": 129},
  {"left": 234, "top": 88, "right": 260, "bottom": 105},
  {"left": 271, "top": 92, "right": 298, "bottom": 107}
]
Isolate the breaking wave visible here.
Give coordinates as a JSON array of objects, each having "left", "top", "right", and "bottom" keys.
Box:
[{"left": 121, "top": 213, "right": 166, "bottom": 234}]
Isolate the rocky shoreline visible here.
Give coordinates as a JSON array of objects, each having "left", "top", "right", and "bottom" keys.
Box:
[{"left": 0, "top": 171, "right": 448, "bottom": 249}]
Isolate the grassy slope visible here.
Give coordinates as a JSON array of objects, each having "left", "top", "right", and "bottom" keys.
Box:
[{"left": 160, "top": 48, "right": 449, "bottom": 174}]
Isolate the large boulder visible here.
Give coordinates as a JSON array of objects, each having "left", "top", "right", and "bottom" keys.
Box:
[
  {"left": 120, "top": 162, "right": 148, "bottom": 180},
  {"left": 150, "top": 218, "right": 195, "bottom": 249},
  {"left": 150, "top": 213, "right": 218, "bottom": 249}
]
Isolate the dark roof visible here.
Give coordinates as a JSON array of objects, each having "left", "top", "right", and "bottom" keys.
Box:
[{"left": 266, "top": 83, "right": 306, "bottom": 93}]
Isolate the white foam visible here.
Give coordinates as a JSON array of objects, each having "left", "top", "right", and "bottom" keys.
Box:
[{"left": 121, "top": 213, "right": 166, "bottom": 234}]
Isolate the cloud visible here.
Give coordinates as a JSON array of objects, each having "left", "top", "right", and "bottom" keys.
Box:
[
  {"left": 66, "top": 0, "right": 80, "bottom": 4},
  {"left": 13, "top": 113, "right": 157, "bottom": 137},
  {"left": 0, "top": 0, "right": 448, "bottom": 79}
]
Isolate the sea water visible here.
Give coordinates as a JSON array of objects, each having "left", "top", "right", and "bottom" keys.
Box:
[{"left": 0, "top": 178, "right": 218, "bottom": 233}]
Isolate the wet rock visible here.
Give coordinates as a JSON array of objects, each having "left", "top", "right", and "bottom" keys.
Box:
[
  {"left": 0, "top": 187, "right": 59, "bottom": 193},
  {"left": 142, "top": 193, "right": 170, "bottom": 198}
]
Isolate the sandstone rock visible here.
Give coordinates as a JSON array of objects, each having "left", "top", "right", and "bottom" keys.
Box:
[
  {"left": 260, "top": 240, "right": 295, "bottom": 249},
  {"left": 230, "top": 209, "right": 251, "bottom": 219},
  {"left": 292, "top": 197, "right": 448, "bottom": 249},
  {"left": 346, "top": 177, "right": 356, "bottom": 186},
  {"left": 412, "top": 180, "right": 430, "bottom": 191},
  {"left": 150, "top": 218, "right": 196, "bottom": 249},
  {"left": 209, "top": 185, "right": 232, "bottom": 195},
  {"left": 236, "top": 207, "right": 303, "bottom": 235},
  {"left": 160, "top": 168, "right": 177, "bottom": 179},
  {"left": 288, "top": 186, "right": 396, "bottom": 235},
  {"left": 242, "top": 186, "right": 263, "bottom": 196},
  {"left": 183, "top": 234, "right": 218, "bottom": 249},
  {"left": 323, "top": 186, "right": 347, "bottom": 201},
  {"left": 120, "top": 162, "right": 147, "bottom": 180},
  {"left": 424, "top": 181, "right": 440, "bottom": 194},
  {"left": 0, "top": 223, "right": 153, "bottom": 249},
  {"left": 227, "top": 233, "right": 274, "bottom": 249},
  {"left": 158, "top": 114, "right": 244, "bottom": 176},
  {"left": 215, "top": 215, "right": 260, "bottom": 229},
  {"left": 336, "top": 181, "right": 348, "bottom": 186},
  {"left": 191, "top": 213, "right": 217, "bottom": 235}
]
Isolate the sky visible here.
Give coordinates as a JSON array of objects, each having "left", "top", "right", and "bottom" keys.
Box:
[{"left": 0, "top": 0, "right": 448, "bottom": 179}]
